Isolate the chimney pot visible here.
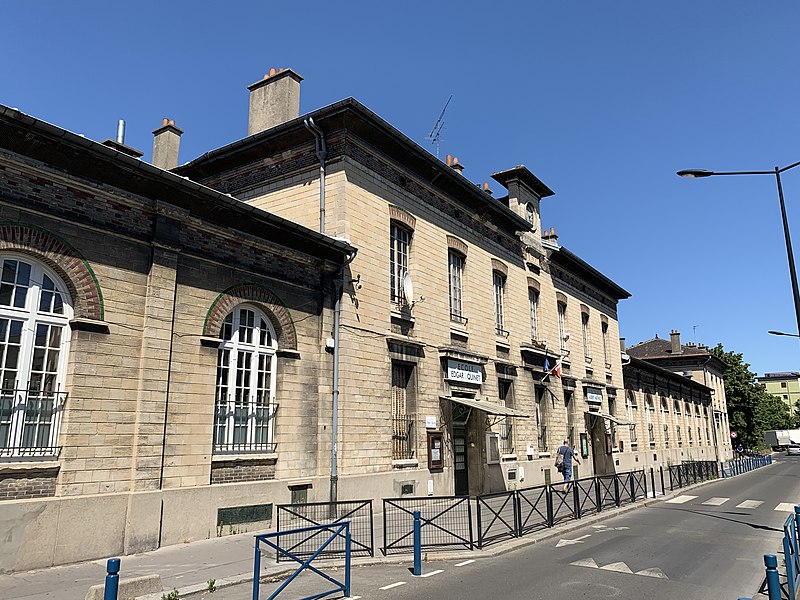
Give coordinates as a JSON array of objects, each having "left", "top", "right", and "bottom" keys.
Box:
[
  {"left": 162, "top": 118, "right": 169, "bottom": 127},
  {"left": 446, "top": 154, "right": 452, "bottom": 166},
  {"left": 247, "top": 68, "right": 304, "bottom": 135}
]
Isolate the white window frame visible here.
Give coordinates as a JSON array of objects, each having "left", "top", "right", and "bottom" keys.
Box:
[
  {"left": 213, "top": 305, "right": 278, "bottom": 454},
  {"left": 627, "top": 391, "right": 637, "bottom": 444},
  {"left": 581, "top": 312, "right": 591, "bottom": 361},
  {"left": 493, "top": 272, "right": 506, "bottom": 336},
  {"left": 557, "top": 302, "right": 567, "bottom": 352},
  {"left": 0, "top": 254, "right": 72, "bottom": 458},
  {"left": 448, "top": 251, "right": 465, "bottom": 323},
  {"left": 390, "top": 223, "right": 411, "bottom": 305},
  {"left": 528, "top": 288, "right": 539, "bottom": 341}
]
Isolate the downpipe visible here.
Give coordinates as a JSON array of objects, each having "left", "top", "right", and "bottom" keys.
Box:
[{"left": 304, "top": 117, "right": 327, "bottom": 234}]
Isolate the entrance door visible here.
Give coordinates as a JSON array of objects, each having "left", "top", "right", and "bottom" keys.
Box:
[
  {"left": 453, "top": 426, "right": 469, "bottom": 496},
  {"left": 588, "top": 414, "right": 613, "bottom": 475}
]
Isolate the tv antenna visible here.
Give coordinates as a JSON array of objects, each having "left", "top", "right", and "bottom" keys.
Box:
[{"left": 426, "top": 94, "right": 453, "bottom": 158}]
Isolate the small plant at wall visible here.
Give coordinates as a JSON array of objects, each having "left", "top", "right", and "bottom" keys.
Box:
[
  {"left": 206, "top": 579, "right": 217, "bottom": 593},
  {"left": 161, "top": 589, "right": 179, "bottom": 600}
]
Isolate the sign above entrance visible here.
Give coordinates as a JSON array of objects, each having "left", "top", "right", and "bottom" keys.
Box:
[
  {"left": 446, "top": 359, "right": 483, "bottom": 384},
  {"left": 586, "top": 387, "right": 603, "bottom": 404}
]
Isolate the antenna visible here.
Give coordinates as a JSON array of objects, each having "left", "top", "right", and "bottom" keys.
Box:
[
  {"left": 426, "top": 94, "right": 453, "bottom": 158},
  {"left": 692, "top": 324, "right": 698, "bottom": 343}
]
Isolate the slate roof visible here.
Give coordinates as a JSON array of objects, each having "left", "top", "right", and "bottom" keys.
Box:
[{"left": 626, "top": 336, "right": 710, "bottom": 359}]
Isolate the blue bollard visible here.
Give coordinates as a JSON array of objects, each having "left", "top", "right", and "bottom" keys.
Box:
[
  {"left": 764, "top": 554, "right": 782, "bottom": 600},
  {"left": 344, "top": 526, "right": 352, "bottom": 597},
  {"left": 104, "top": 558, "right": 120, "bottom": 600},
  {"left": 413, "top": 511, "right": 422, "bottom": 576}
]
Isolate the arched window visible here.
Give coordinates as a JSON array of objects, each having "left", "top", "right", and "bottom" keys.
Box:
[
  {"left": 213, "top": 305, "right": 278, "bottom": 454},
  {"left": 0, "top": 255, "right": 72, "bottom": 457},
  {"left": 626, "top": 390, "right": 637, "bottom": 444}
]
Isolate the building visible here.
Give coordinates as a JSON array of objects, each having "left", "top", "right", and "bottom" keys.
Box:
[
  {"left": 625, "top": 330, "right": 733, "bottom": 460},
  {"left": 176, "top": 68, "right": 635, "bottom": 498},
  {"left": 0, "top": 105, "right": 354, "bottom": 571},
  {"left": 758, "top": 372, "right": 800, "bottom": 416}
]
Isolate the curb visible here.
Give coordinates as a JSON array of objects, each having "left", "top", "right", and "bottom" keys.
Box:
[{"left": 135, "top": 462, "right": 775, "bottom": 598}]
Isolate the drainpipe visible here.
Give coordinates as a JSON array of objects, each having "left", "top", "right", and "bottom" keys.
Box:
[
  {"left": 330, "top": 247, "right": 358, "bottom": 505},
  {"left": 304, "top": 117, "right": 327, "bottom": 234}
]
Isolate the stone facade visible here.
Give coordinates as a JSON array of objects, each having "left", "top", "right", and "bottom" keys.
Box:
[
  {"left": 0, "top": 106, "right": 352, "bottom": 572},
  {"left": 177, "top": 88, "right": 634, "bottom": 498}
]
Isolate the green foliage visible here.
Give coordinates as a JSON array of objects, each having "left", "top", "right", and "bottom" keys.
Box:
[
  {"left": 161, "top": 589, "right": 179, "bottom": 600},
  {"left": 711, "top": 344, "right": 793, "bottom": 447},
  {"left": 206, "top": 579, "right": 216, "bottom": 593}
]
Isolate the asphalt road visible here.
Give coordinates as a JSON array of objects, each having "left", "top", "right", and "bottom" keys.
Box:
[{"left": 228, "top": 455, "right": 800, "bottom": 600}]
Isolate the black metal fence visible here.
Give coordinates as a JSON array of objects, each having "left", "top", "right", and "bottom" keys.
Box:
[
  {"left": 383, "top": 496, "right": 473, "bottom": 554},
  {"left": 667, "top": 460, "right": 718, "bottom": 491},
  {"left": 276, "top": 499, "right": 374, "bottom": 561}
]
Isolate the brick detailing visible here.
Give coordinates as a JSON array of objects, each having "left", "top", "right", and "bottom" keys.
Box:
[
  {"left": 204, "top": 283, "right": 297, "bottom": 350},
  {"left": 210, "top": 459, "right": 277, "bottom": 484},
  {"left": 388, "top": 205, "right": 416, "bottom": 231},
  {"left": 0, "top": 222, "right": 104, "bottom": 320},
  {"left": 0, "top": 468, "right": 58, "bottom": 500},
  {"left": 551, "top": 265, "right": 616, "bottom": 310},
  {"left": 527, "top": 276, "right": 540, "bottom": 292},
  {"left": 490, "top": 258, "right": 508, "bottom": 277},
  {"left": 446, "top": 235, "right": 468, "bottom": 256}
]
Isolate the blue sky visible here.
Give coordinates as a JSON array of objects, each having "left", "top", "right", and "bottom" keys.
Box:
[{"left": 2, "top": 2, "right": 799, "bottom": 376}]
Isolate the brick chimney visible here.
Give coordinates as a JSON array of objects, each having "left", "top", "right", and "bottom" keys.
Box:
[
  {"left": 151, "top": 118, "right": 183, "bottom": 170},
  {"left": 670, "top": 330, "right": 682, "bottom": 354},
  {"left": 247, "top": 68, "right": 303, "bottom": 135}
]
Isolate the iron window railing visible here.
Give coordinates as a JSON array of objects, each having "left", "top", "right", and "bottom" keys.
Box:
[
  {"left": 499, "top": 421, "right": 513, "bottom": 455},
  {"left": 392, "top": 414, "right": 415, "bottom": 460},
  {"left": 0, "top": 388, "right": 67, "bottom": 458},
  {"left": 213, "top": 403, "right": 278, "bottom": 455}
]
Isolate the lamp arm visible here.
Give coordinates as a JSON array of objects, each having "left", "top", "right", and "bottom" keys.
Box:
[{"left": 778, "top": 159, "right": 800, "bottom": 174}]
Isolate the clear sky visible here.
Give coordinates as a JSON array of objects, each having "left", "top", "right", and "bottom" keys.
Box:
[{"left": 2, "top": 2, "right": 799, "bottom": 376}]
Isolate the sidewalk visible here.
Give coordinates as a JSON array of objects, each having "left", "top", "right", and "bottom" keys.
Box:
[{"left": 0, "top": 467, "right": 762, "bottom": 600}]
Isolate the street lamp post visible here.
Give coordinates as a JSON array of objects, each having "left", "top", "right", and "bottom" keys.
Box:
[
  {"left": 769, "top": 330, "right": 800, "bottom": 338},
  {"left": 677, "top": 162, "right": 800, "bottom": 351}
]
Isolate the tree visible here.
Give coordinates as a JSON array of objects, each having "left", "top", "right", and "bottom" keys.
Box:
[{"left": 711, "top": 344, "right": 791, "bottom": 448}]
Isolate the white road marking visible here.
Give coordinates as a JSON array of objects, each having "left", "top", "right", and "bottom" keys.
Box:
[
  {"left": 600, "top": 561, "right": 634, "bottom": 574},
  {"left": 775, "top": 503, "right": 797, "bottom": 512},
  {"left": 570, "top": 558, "right": 599, "bottom": 568},
  {"left": 636, "top": 568, "right": 669, "bottom": 579},
  {"left": 592, "top": 525, "right": 608, "bottom": 529},
  {"left": 556, "top": 534, "right": 591, "bottom": 547},
  {"left": 736, "top": 500, "right": 763, "bottom": 509},
  {"left": 455, "top": 559, "right": 475, "bottom": 567},
  {"left": 665, "top": 495, "right": 697, "bottom": 504},
  {"left": 345, "top": 597, "right": 362, "bottom": 599},
  {"left": 379, "top": 582, "right": 407, "bottom": 590},
  {"left": 419, "top": 569, "right": 443, "bottom": 578},
  {"left": 702, "top": 497, "right": 730, "bottom": 506}
]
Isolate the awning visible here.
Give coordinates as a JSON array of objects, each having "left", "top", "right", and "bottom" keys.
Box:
[
  {"left": 441, "top": 396, "right": 531, "bottom": 418},
  {"left": 584, "top": 410, "right": 631, "bottom": 426}
]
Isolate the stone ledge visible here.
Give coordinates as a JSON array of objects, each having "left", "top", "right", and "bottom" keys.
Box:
[
  {"left": 0, "top": 460, "right": 60, "bottom": 473},
  {"left": 85, "top": 574, "right": 162, "bottom": 600}
]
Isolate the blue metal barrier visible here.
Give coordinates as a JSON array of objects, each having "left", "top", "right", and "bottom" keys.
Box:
[
  {"left": 253, "top": 522, "right": 351, "bottom": 600},
  {"left": 742, "top": 506, "right": 800, "bottom": 600},
  {"left": 413, "top": 511, "right": 421, "bottom": 576},
  {"left": 104, "top": 558, "right": 120, "bottom": 600}
]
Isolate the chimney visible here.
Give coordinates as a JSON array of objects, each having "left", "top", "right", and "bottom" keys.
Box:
[
  {"left": 247, "top": 68, "right": 303, "bottom": 135},
  {"left": 101, "top": 119, "right": 143, "bottom": 159},
  {"left": 450, "top": 156, "right": 465, "bottom": 174},
  {"left": 482, "top": 182, "right": 492, "bottom": 195},
  {"left": 619, "top": 337, "right": 626, "bottom": 352},
  {"left": 152, "top": 118, "right": 183, "bottom": 170},
  {"left": 670, "top": 330, "right": 682, "bottom": 354}
]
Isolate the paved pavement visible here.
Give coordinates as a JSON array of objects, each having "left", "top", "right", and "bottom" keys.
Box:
[{"left": 0, "top": 457, "right": 788, "bottom": 600}]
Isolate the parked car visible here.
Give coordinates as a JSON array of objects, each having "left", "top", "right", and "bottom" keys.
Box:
[{"left": 787, "top": 444, "right": 800, "bottom": 456}]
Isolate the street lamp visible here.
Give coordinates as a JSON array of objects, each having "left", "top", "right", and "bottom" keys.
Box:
[
  {"left": 677, "top": 161, "right": 800, "bottom": 350},
  {"left": 769, "top": 330, "right": 800, "bottom": 338}
]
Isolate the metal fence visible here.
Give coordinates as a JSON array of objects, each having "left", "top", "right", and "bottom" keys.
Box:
[
  {"left": 383, "top": 496, "right": 473, "bottom": 554},
  {"left": 276, "top": 500, "right": 373, "bottom": 561},
  {"left": 668, "top": 460, "right": 718, "bottom": 490}
]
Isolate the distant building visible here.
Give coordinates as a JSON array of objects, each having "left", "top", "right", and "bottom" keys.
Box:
[
  {"left": 758, "top": 372, "right": 800, "bottom": 415},
  {"left": 625, "top": 330, "right": 733, "bottom": 460}
]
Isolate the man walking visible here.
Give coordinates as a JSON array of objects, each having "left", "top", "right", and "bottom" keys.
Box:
[{"left": 556, "top": 439, "right": 580, "bottom": 493}]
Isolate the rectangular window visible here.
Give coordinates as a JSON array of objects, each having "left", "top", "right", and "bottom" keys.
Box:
[
  {"left": 493, "top": 273, "right": 506, "bottom": 336},
  {"left": 499, "top": 379, "right": 513, "bottom": 455},
  {"left": 602, "top": 322, "right": 610, "bottom": 368},
  {"left": 392, "top": 363, "right": 415, "bottom": 460},
  {"left": 608, "top": 396, "right": 617, "bottom": 448},
  {"left": 390, "top": 223, "right": 411, "bottom": 305},
  {"left": 628, "top": 401, "right": 637, "bottom": 444},
  {"left": 448, "top": 252, "right": 465, "bottom": 323},
  {"left": 536, "top": 387, "right": 547, "bottom": 452},
  {"left": 582, "top": 312, "right": 591, "bottom": 361},
  {"left": 648, "top": 422, "right": 655, "bottom": 443},
  {"left": 529, "top": 289, "right": 539, "bottom": 341},
  {"left": 557, "top": 303, "right": 567, "bottom": 352}
]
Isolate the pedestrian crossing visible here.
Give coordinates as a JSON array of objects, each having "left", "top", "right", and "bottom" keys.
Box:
[{"left": 664, "top": 495, "right": 794, "bottom": 511}]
